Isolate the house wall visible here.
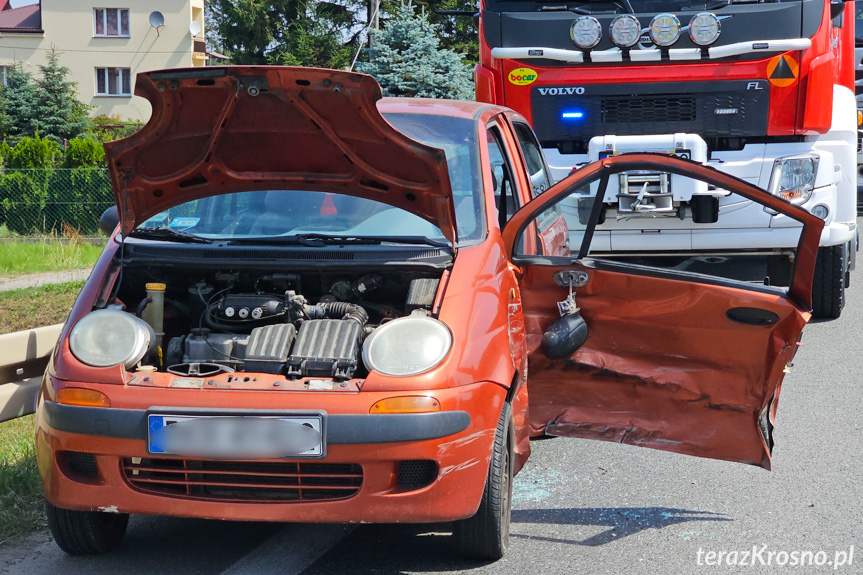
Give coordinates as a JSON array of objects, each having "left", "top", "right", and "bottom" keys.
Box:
[{"left": 0, "top": 0, "right": 205, "bottom": 122}]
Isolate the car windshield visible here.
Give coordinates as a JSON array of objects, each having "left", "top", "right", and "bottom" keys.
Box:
[{"left": 133, "top": 114, "right": 484, "bottom": 245}]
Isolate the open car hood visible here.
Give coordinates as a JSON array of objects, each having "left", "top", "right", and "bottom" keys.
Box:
[{"left": 104, "top": 67, "right": 457, "bottom": 242}]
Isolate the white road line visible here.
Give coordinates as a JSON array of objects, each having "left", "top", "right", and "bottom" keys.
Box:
[{"left": 219, "top": 524, "right": 355, "bottom": 575}]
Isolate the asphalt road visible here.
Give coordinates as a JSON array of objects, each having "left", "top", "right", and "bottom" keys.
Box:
[{"left": 2, "top": 221, "right": 861, "bottom": 575}]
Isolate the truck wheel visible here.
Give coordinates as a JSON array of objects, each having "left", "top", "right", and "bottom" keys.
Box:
[
  {"left": 453, "top": 402, "right": 513, "bottom": 561},
  {"left": 812, "top": 245, "right": 846, "bottom": 319},
  {"left": 46, "top": 502, "right": 129, "bottom": 555}
]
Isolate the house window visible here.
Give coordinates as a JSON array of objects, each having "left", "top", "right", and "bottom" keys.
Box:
[
  {"left": 0, "top": 66, "right": 8, "bottom": 86},
  {"left": 94, "top": 8, "right": 130, "bottom": 37},
  {"left": 95, "top": 68, "right": 131, "bottom": 96}
]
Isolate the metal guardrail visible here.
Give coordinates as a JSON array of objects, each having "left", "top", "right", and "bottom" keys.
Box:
[{"left": 0, "top": 324, "right": 63, "bottom": 423}]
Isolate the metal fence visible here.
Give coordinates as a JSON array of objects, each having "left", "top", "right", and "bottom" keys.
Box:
[{"left": 0, "top": 168, "right": 114, "bottom": 238}]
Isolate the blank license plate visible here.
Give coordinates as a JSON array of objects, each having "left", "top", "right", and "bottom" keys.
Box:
[{"left": 147, "top": 414, "right": 324, "bottom": 459}]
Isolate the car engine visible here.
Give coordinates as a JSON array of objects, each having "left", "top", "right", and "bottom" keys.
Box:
[{"left": 116, "top": 269, "right": 442, "bottom": 381}]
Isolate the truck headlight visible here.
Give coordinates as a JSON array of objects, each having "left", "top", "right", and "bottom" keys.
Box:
[
  {"left": 688, "top": 13, "right": 721, "bottom": 46},
  {"left": 69, "top": 309, "right": 153, "bottom": 368},
  {"left": 609, "top": 15, "right": 641, "bottom": 48},
  {"left": 362, "top": 317, "right": 452, "bottom": 377},
  {"left": 768, "top": 155, "right": 819, "bottom": 205},
  {"left": 571, "top": 16, "right": 602, "bottom": 49},
  {"left": 649, "top": 13, "right": 681, "bottom": 47}
]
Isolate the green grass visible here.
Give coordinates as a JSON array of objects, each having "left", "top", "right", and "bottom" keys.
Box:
[
  {"left": 0, "top": 415, "right": 45, "bottom": 541},
  {"left": 0, "top": 281, "right": 87, "bottom": 539},
  {"left": 0, "top": 281, "right": 84, "bottom": 334},
  {"left": 0, "top": 240, "right": 104, "bottom": 276}
]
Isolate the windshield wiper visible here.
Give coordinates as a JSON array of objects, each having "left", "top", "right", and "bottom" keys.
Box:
[
  {"left": 127, "top": 228, "right": 213, "bottom": 244},
  {"left": 228, "top": 234, "right": 450, "bottom": 248}
]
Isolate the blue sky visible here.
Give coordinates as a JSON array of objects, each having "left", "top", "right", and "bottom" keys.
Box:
[{"left": 9, "top": 1, "right": 39, "bottom": 7}]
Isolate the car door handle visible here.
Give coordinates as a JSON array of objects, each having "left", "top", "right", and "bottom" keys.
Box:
[
  {"left": 553, "top": 270, "right": 588, "bottom": 287},
  {"left": 726, "top": 307, "right": 780, "bottom": 326}
]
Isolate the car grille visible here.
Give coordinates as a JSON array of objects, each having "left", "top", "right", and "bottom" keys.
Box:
[
  {"left": 65, "top": 451, "right": 99, "bottom": 477},
  {"left": 398, "top": 460, "right": 438, "bottom": 490},
  {"left": 122, "top": 457, "right": 363, "bottom": 502}
]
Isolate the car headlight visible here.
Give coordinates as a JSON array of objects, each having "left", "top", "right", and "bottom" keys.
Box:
[
  {"left": 362, "top": 316, "right": 452, "bottom": 377},
  {"left": 69, "top": 309, "right": 154, "bottom": 368},
  {"left": 768, "top": 155, "right": 819, "bottom": 205}
]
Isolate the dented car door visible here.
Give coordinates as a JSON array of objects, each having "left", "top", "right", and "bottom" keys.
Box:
[{"left": 504, "top": 154, "right": 823, "bottom": 469}]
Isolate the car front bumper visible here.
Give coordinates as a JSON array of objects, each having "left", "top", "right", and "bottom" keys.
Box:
[{"left": 36, "top": 380, "right": 506, "bottom": 524}]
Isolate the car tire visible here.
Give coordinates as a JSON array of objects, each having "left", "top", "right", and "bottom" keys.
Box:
[
  {"left": 45, "top": 501, "right": 129, "bottom": 555},
  {"left": 453, "top": 402, "right": 513, "bottom": 561},
  {"left": 812, "top": 245, "right": 846, "bottom": 319}
]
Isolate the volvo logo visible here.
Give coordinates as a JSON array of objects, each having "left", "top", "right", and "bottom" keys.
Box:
[{"left": 537, "top": 86, "right": 586, "bottom": 96}]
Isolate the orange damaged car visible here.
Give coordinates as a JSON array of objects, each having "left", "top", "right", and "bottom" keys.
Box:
[{"left": 36, "top": 67, "right": 823, "bottom": 560}]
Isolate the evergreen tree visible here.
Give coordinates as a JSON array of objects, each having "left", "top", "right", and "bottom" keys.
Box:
[
  {"left": 428, "top": 0, "right": 478, "bottom": 67},
  {"left": 210, "top": 0, "right": 374, "bottom": 67},
  {"left": 0, "top": 135, "right": 60, "bottom": 234},
  {"left": 35, "top": 48, "right": 93, "bottom": 143},
  {"left": 0, "top": 86, "right": 12, "bottom": 138},
  {"left": 357, "top": 2, "right": 473, "bottom": 99},
  {"left": 61, "top": 137, "right": 106, "bottom": 169},
  {"left": 3, "top": 63, "right": 38, "bottom": 138},
  {"left": 204, "top": 2, "right": 226, "bottom": 56},
  {"left": 49, "top": 138, "right": 111, "bottom": 233},
  {"left": 210, "top": 0, "right": 293, "bottom": 64},
  {"left": 276, "top": 14, "right": 353, "bottom": 69}
]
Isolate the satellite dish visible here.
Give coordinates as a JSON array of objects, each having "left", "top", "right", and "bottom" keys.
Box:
[
  {"left": 189, "top": 21, "right": 201, "bottom": 37},
  {"left": 149, "top": 11, "right": 165, "bottom": 31}
]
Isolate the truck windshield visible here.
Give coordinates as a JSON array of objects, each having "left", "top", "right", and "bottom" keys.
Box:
[{"left": 856, "top": 3, "right": 863, "bottom": 46}]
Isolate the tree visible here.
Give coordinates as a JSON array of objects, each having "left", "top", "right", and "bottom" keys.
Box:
[
  {"left": 210, "top": 0, "right": 362, "bottom": 66},
  {"left": 0, "top": 135, "right": 60, "bottom": 234},
  {"left": 7, "top": 133, "right": 59, "bottom": 170},
  {"left": 35, "top": 48, "right": 93, "bottom": 143},
  {"left": 428, "top": 0, "right": 478, "bottom": 67},
  {"left": 210, "top": 0, "right": 293, "bottom": 64},
  {"left": 276, "top": 15, "right": 353, "bottom": 69},
  {"left": 48, "top": 138, "right": 112, "bottom": 233},
  {"left": 357, "top": 2, "right": 473, "bottom": 99},
  {"left": 3, "top": 63, "right": 38, "bottom": 138},
  {"left": 88, "top": 114, "right": 143, "bottom": 143},
  {"left": 61, "top": 137, "right": 105, "bottom": 169}
]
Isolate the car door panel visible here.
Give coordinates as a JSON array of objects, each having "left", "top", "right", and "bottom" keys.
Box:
[
  {"left": 503, "top": 154, "right": 823, "bottom": 469},
  {"left": 518, "top": 261, "right": 806, "bottom": 469}
]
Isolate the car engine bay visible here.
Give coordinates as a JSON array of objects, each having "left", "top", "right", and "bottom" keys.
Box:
[{"left": 110, "top": 266, "right": 443, "bottom": 381}]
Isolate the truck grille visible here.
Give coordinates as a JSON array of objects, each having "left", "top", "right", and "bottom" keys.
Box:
[
  {"left": 531, "top": 80, "right": 770, "bottom": 148},
  {"left": 602, "top": 96, "right": 697, "bottom": 124},
  {"left": 123, "top": 457, "right": 363, "bottom": 502}
]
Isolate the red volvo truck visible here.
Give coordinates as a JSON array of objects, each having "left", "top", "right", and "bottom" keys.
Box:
[{"left": 471, "top": 0, "right": 858, "bottom": 317}]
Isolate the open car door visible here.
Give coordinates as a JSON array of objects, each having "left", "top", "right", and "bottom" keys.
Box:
[{"left": 503, "top": 154, "right": 823, "bottom": 470}]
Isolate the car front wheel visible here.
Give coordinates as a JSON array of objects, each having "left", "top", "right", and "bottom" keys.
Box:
[
  {"left": 46, "top": 501, "right": 129, "bottom": 555},
  {"left": 453, "top": 401, "right": 513, "bottom": 561}
]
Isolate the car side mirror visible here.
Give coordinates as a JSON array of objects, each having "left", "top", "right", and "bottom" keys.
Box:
[
  {"left": 100, "top": 206, "right": 120, "bottom": 236},
  {"left": 541, "top": 310, "right": 588, "bottom": 359}
]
